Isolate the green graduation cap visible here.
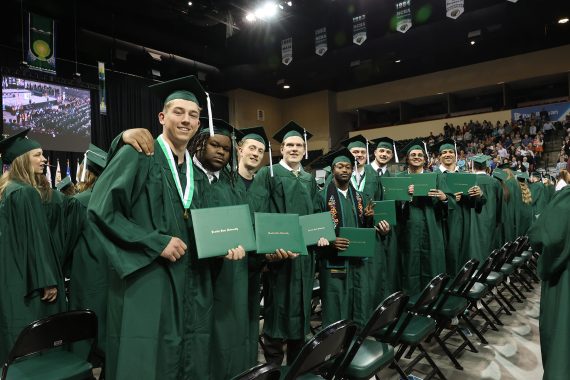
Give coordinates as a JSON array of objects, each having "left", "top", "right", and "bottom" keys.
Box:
[
  {"left": 516, "top": 171, "right": 530, "bottom": 182},
  {"left": 0, "top": 129, "right": 41, "bottom": 164},
  {"left": 323, "top": 148, "right": 354, "bottom": 168},
  {"left": 273, "top": 121, "right": 313, "bottom": 144},
  {"left": 79, "top": 144, "right": 108, "bottom": 182},
  {"left": 496, "top": 162, "right": 511, "bottom": 170},
  {"left": 239, "top": 126, "right": 269, "bottom": 151},
  {"left": 56, "top": 176, "right": 74, "bottom": 192},
  {"left": 371, "top": 137, "right": 399, "bottom": 163},
  {"left": 492, "top": 168, "right": 507, "bottom": 181},
  {"left": 198, "top": 117, "right": 242, "bottom": 139},
  {"left": 401, "top": 138, "right": 427, "bottom": 159},
  {"left": 432, "top": 138, "right": 458, "bottom": 154},
  {"left": 149, "top": 75, "right": 207, "bottom": 109},
  {"left": 469, "top": 154, "right": 492, "bottom": 166},
  {"left": 340, "top": 135, "right": 368, "bottom": 151}
]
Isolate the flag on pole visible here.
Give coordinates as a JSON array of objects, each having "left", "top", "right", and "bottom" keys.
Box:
[
  {"left": 66, "top": 159, "right": 71, "bottom": 178},
  {"left": 76, "top": 158, "right": 81, "bottom": 182},
  {"left": 46, "top": 160, "right": 53, "bottom": 188},
  {"left": 55, "top": 159, "right": 62, "bottom": 186}
]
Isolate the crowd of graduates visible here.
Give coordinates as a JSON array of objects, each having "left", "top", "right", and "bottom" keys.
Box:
[{"left": 0, "top": 75, "right": 568, "bottom": 380}]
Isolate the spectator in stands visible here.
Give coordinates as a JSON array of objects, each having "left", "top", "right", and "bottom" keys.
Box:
[
  {"left": 543, "top": 120, "right": 554, "bottom": 138},
  {"left": 522, "top": 133, "right": 532, "bottom": 147},
  {"left": 555, "top": 169, "right": 570, "bottom": 191},
  {"left": 534, "top": 133, "right": 544, "bottom": 158}
]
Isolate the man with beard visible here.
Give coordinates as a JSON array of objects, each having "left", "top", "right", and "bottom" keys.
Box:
[
  {"left": 316, "top": 148, "right": 390, "bottom": 328},
  {"left": 397, "top": 139, "right": 447, "bottom": 294},
  {"left": 249, "top": 121, "right": 329, "bottom": 366},
  {"left": 433, "top": 139, "right": 482, "bottom": 276},
  {"left": 188, "top": 119, "right": 249, "bottom": 380}
]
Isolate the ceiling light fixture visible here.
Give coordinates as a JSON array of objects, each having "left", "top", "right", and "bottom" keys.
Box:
[
  {"left": 558, "top": 17, "right": 569, "bottom": 24},
  {"left": 283, "top": 84, "right": 290, "bottom": 89},
  {"left": 245, "top": 13, "right": 256, "bottom": 22},
  {"left": 395, "top": 59, "right": 401, "bottom": 63},
  {"left": 470, "top": 40, "right": 476, "bottom": 45},
  {"left": 287, "top": 1, "right": 293, "bottom": 6},
  {"left": 188, "top": 1, "right": 192, "bottom": 5}
]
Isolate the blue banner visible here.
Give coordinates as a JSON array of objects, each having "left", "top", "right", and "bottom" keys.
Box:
[{"left": 511, "top": 102, "right": 570, "bottom": 123}]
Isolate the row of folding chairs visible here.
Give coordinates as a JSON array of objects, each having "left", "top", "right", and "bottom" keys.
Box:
[{"left": 239, "top": 235, "right": 539, "bottom": 380}]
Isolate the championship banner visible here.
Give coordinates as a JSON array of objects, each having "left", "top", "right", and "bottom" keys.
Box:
[
  {"left": 281, "top": 38, "right": 293, "bottom": 66},
  {"left": 26, "top": 13, "right": 56, "bottom": 74},
  {"left": 396, "top": 0, "right": 412, "bottom": 33},
  {"left": 353, "top": 15, "right": 367, "bottom": 45},
  {"left": 98, "top": 61, "right": 107, "bottom": 115},
  {"left": 315, "top": 27, "right": 328, "bottom": 56},
  {"left": 446, "top": 0, "right": 464, "bottom": 19}
]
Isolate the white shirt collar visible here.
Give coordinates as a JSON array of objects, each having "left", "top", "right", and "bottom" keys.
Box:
[
  {"left": 438, "top": 164, "right": 458, "bottom": 173},
  {"left": 337, "top": 188, "right": 349, "bottom": 197},
  {"left": 279, "top": 159, "right": 302, "bottom": 173},
  {"left": 474, "top": 170, "right": 487, "bottom": 175},
  {"left": 193, "top": 155, "right": 220, "bottom": 184},
  {"left": 371, "top": 161, "right": 387, "bottom": 174}
]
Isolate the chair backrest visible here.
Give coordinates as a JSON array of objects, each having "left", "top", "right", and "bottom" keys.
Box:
[
  {"left": 447, "top": 259, "right": 480, "bottom": 294},
  {"left": 283, "top": 320, "right": 357, "bottom": 380},
  {"left": 3, "top": 310, "right": 97, "bottom": 370},
  {"left": 492, "top": 246, "right": 509, "bottom": 271},
  {"left": 471, "top": 251, "right": 498, "bottom": 285},
  {"left": 231, "top": 363, "right": 280, "bottom": 380},
  {"left": 333, "top": 292, "right": 409, "bottom": 378}
]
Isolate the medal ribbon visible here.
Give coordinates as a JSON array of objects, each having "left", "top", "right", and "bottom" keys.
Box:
[{"left": 157, "top": 135, "right": 194, "bottom": 210}]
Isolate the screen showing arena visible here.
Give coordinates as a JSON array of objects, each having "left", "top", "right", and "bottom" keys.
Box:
[{"left": 2, "top": 75, "right": 91, "bottom": 152}]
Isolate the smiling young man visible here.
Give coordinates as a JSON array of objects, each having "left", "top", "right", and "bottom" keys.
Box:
[
  {"left": 432, "top": 139, "right": 482, "bottom": 276},
  {"left": 237, "top": 127, "right": 268, "bottom": 187},
  {"left": 249, "top": 121, "right": 329, "bottom": 366},
  {"left": 88, "top": 76, "right": 207, "bottom": 380},
  {"left": 316, "top": 148, "right": 390, "bottom": 328},
  {"left": 396, "top": 139, "right": 447, "bottom": 294}
]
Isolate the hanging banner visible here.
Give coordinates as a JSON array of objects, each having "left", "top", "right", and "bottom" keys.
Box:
[
  {"left": 98, "top": 61, "right": 107, "bottom": 115},
  {"left": 446, "top": 0, "right": 464, "bottom": 19},
  {"left": 352, "top": 15, "right": 367, "bottom": 45},
  {"left": 315, "top": 27, "right": 328, "bottom": 56},
  {"left": 26, "top": 13, "right": 56, "bottom": 74},
  {"left": 281, "top": 38, "right": 293, "bottom": 66},
  {"left": 396, "top": 0, "right": 412, "bottom": 33}
]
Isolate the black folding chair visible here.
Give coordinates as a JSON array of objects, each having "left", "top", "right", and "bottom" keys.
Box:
[
  {"left": 281, "top": 320, "right": 357, "bottom": 380},
  {"left": 388, "top": 274, "right": 450, "bottom": 380},
  {"left": 231, "top": 363, "right": 280, "bottom": 380},
  {"left": 1, "top": 310, "right": 97, "bottom": 380},
  {"left": 333, "top": 291, "right": 409, "bottom": 380},
  {"left": 428, "top": 259, "right": 479, "bottom": 370}
]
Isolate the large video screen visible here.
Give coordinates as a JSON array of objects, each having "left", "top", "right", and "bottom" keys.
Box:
[{"left": 1, "top": 75, "right": 91, "bottom": 152}]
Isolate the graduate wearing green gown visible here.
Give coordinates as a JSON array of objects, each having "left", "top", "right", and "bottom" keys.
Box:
[
  {"left": 249, "top": 121, "right": 327, "bottom": 365},
  {"left": 316, "top": 149, "right": 389, "bottom": 328},
  {"left": 190, "top": 119, "right": 251, "bottom": 380},
  {"left": 528, "top": 185, "right": 570, "bottom": 380},
  {"left": 396, "top": 140, "right": 447, "bottom": 294},
  {"left": 514, "top": 172, "right": 534, "bottom": 236},
  {"left": 464, "top": 155, "right": 502, "bottom": 263},
  {"left": 88, "top": 76, "right": 210, "bottom": 380},
  {"left": 0, "top": 129, "right": 63, "bottom": 364},
  {"left": 433, "top": 140, "right": 483, "bottom": 276},
  {"left": 68, "top": 144, "right": 109, "bottom": 358},
  {"left": 371, "top": 137, "right": 402, "bottom": 295},
  {"left": 500, "top": 168, "right": 521, "bottom": 243},
  {"left": 342, "top": 135, "right": 388, "bottom": 307},
  {"left": 234, "top": 127, "right": 271, "bottom": 366},
  {"left": 529, "top": 173, "right": 550, "bottom": 218}
]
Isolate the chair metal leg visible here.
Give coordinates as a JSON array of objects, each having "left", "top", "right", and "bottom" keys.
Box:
[
  {"left": 417, "top": 343, "right": 448, "bottom": 380},
  {"left": 434, "top": 334, "right": 463, "bottom": 370},
  {"left": 481, "top": 298, "right": 505, "bottom": 325},
  {"left": 462, "top": 313, "right": 489, "bottom": 345}
]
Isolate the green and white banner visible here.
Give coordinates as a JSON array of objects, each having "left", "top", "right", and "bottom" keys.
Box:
[
  {"left": 315, "top": 27, "right": 327, "bottom": 56},
  {"left": 353, "top": 15, "right": 367, "bottom": 45},
  {"left": 98, "top": 61, "right": 107, "bottom": 115},
  {"left": 26, "top": 13, "right": 56, "bottom": 74},
  {"left": 446, "top": 0, "right": 464, "bottom": 19},
  {"left": 281, "top": 37, "right": 293, "bottom": 66},
  {"left": 396, "top": 0, "right": 412, "bottom": 33}
]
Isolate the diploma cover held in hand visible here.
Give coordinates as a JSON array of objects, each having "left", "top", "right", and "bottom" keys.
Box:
[
  {"left": 254, "top": 212, "right": 306, "bottom": 255},
  {"left": 338, "top": 227, "right": 376, "bottom": 257},
  {"left": 299, "top": 212, "right": 336, "bottom": 246}
]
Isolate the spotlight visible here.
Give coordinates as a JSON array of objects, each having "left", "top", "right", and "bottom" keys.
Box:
[
  {"left": 287, "top": 1, "right": 292, "bottom": 6},
  {"left": 283, "top": 84, "right": 290, "bottom": 89},
  {"left": 395, "top": 59, "right": 401, "bottom": 63},
  {"left": 188, "top": 1, "right": 192, "bottom": 5},
  {"left": 559, "top": 17, "right": 569, "bottom": 24},
  {"left": 470, "top": 40, "right": 476, "bottom": 45},
  {"left": 245, "top": 13, "right": 256, "bottom": 22}
]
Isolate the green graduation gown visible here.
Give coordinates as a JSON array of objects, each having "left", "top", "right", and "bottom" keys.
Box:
[
  {"left": 352, "top": 165, "right": 388, "bottom": 305},
  {"left": 396, "top": 172, "right": 447, "bottom": 294},
  {"left": 68, "top": 188, "right": 108, "bottom": 356},
  {"left": 318, "top": 185, "right": 373, "bottom": 328},
  {"left": 194, "top": 167, "right": 253, "bottom": 380},
  {"left": 528, "top": 185, "right": 570, "bottom": 380},
  {"left": 501, "top": 177, "right": 521, "bottom": 243},
  {"left": 378, "top": 169, "right": 401, "bottom": 295},
  {"left": 88, "top": 142, "right": 205, "bottom": 380},
  {"left": 0, "top": 182, "right": 63, "bottom": 364},
  {"left": 464, "top": 174, "right": 502, "bottom": 263},
  {"left": 249, "top": 164, "right": 318, "bottom": 340}
]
